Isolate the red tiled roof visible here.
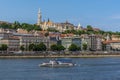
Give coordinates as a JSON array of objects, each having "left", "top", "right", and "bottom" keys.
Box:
[
  {"left": 60, "top": 33, "right": 74, "bottom": 38},
  {"left": 9, "top": 36, "right": 19, "bottom": 40},
  {"left": 103, "top": 40, "right": 120, "bottom": 44}
]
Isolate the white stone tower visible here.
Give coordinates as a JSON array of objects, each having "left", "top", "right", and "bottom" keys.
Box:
[{"left": 37, "top": 8, "right": 42, "bottom": 25}]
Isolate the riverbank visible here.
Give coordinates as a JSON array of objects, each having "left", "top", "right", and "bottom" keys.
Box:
[{"left": 1, "top": 54, "right": 120, "bottom": 59}]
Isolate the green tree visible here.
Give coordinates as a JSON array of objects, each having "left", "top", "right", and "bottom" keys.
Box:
[
  {"left": 86, "top": 25, "right": 94, "bottom": 34},
  {"left": 33, "top": 24, "right": 42, "bottom": 31},
  {"left": 82, "top": 43, "right": 87, "bottom": 51},
  {"left": 21, "top": 23, "right": 33, "bottom": 32},
  {"left": 0, "top": 44, "right": 8, "bottom": 54},
  {"left": 57, "top": 45, "right": 65, "bottom": 51},
  {"left": 102, "top": 43, "right": 106, "bottom": 51},
  {"left": 45, "top": 32, "right": 49, "bottom": 37},
  {"left": 77, "top": 30, "right": 83, "bottom": 35},
  {"left": 47, "top": 28, "right": 59, "bottom": 32},
  {"left": 34, "top": 42, "right": 47, "bottom": 51},
  {"left": 0, "top": 44, "right": 8, "bottom": 51},
  {"left": 29, "top": 43, "right": 35, "bottom": 51},
  {"left": 20, "top": 45, "right": 25, "bottom": 52},
  {"left": 99, "top": 30, "right": 105, "bottom": 35},
  {"left": 64, "top": 30, "right": 71, "bottom": 34},
  {"left": 50, "top": 44, "right": 58, "bottom": 51},
  {"left": 50, "top": 44, "right": 65, "bottom": 51},
  {"left": 71, "top": 29, "right": 76, "bottom": 34},
  {"left": 0, "top": 23, "right": 11, "bottom": 29},
  {"left": 68, "top": 44, "right": 78, "bottom": 51},
  {"left": 87, "top": 25, "right": 93, "bottom": 31},
  {"left": 12, "top": 21, "right": 21, "bottom": 29},
  {"left": 38, "top": 42, "right": 47, "bottom": 51},
  {"left": 77, "top": 46, "right": 81, "bottom": 51}
]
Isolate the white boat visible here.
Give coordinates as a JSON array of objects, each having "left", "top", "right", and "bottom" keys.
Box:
[{"left": 39, "top": 59, "right": 75, "bottom": 67}]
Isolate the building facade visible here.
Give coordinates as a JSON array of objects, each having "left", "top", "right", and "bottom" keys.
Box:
[
  {"left": 0, "top": 33, "right": 19, "bottom": 52},
  {"left": 103, "top": 40, "right": 120, "bottom": 51},
  {"left": 13, "top": 33, "right": 49, "bottom": 50},
  {"left": 81, "top": 34, "right": 102, "bottom": 51},
  {"left": 61, "top": 36, "right": 81, "bottom": 50},
  {"left": 88, "top": 34, "right": 102, "bottom": 51},
  {"left": 37, "top": 9, "right": 74, "bottom": 32}
]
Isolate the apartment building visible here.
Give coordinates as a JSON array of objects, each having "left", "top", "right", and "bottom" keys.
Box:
[
  {"left": 103, "top": 40, "right": 120, "bottom": 51},
  {"left": 0, "top": 33, "right": 19, "bottom": 52},
  {"left": 61, "top": 36, "right": 81, "bottom": 50},
  {"left": 88, "top": 34, "right": 102, "bottom": 51},
  {"left": 13, "top": 33, "right": 49, "bottom": 50}
]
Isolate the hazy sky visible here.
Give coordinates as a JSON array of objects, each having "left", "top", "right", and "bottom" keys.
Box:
[{"left": 0, "top": 0, "right": 120, "bottom": 31}]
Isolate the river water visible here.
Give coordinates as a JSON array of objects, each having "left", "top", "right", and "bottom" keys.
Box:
[{"left": 0, "top": 58, "right": 120, "bottom": 80}]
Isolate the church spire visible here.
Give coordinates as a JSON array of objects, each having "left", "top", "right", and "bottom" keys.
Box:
[
  {"left": 37, "top": 8, "right": 42, "bottom": 25},
  {"left": 38, "top": 8, "right": 41, "bottom": 14}
]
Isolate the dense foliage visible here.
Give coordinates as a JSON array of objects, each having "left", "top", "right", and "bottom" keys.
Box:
[
  {"left": 68, "top": 44, "right": 80, "bottom": 51},
  {"left": 0, "top": 44, "right": 8, "bottom": 51},
  {"left": 63, "top": 25, "right": 120, "bottom": 36},
  {"left": 47, "top": 28, "right": 59, "bottom": 32},
  {"left": 29, "top": 42, "right": 47, "bottom": 51},
  {"left": 50, "top": 44, "right": 65, "bottom": 51},
  {"left": 20, "top": 45, "right": 25, "bottom": 51},
  {"left": 82, "top": 43, "right": 88, "bottom": 51},
  {"left": 0, "top": 21, "right": 120, "bottom": 35},
  {"left": 0, "top": 21, "right": 42, "bottom": 31}
]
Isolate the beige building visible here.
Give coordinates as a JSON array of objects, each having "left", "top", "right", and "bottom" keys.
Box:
[
  {"left": 61, "top": 36, "right": 81, "bottom": 50},
  {"left": 111, "top": 35, "right": 120, "bottom": 40},
  {"left": 0, "top": 32, "right": 50, "bottom": 52},
  {"left": 13, "top": 33, "right": 49, "bottom": 50},
  {"left": 0, "top": 33, "right": 20, "bottom": 52},
  {"left": 37, "top": 9, "right": 74, "bottom": 32},
  {"left": 0, "top": 37, "right": 20, "bottom": 52},
  {"left": 81, "top": 34, "right": 102, "bottom": 51},
  {"left": 17, "top": 28, "right": 28, "bottom": 34},
  {"left": 103, "top": 40, "right": 120, "bottom": 51}
]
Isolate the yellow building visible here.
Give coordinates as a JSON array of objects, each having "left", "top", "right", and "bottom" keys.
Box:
[{"left": 37, "top": 9, "right": 74, "bottom": 32}]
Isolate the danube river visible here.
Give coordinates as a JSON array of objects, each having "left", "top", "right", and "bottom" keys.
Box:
[{"left": 0, "top": 58, "right": 120, "bottom": 80}]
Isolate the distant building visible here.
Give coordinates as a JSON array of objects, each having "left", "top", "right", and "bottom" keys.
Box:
[
  {"left": 111, "top": 35, "right": 120, "bottom": 40},
  {"left": 89, "top": 34, "right": 97, "bottom": 51},
  {"left": 17, "top": 28, "right": 28, "bottom": 34},
  {"left": 0, "top": 28, "right": 16, "bottom": 33},
  {"left": 88, "top": 34, "right": 102, "bottom": 51},
  {"left": 13, "top": 33, "right": 49, "bottom": 50},
  {"left": 0, "top": 37, "right": 19, "bottom": 52},
  {"left": 81, "top": 34, "right": 102, "bottom": 51},
  {"left": 74, "top": 23, "right": 83, "bottom": 30},
  {"left": 0, "top": 33, "right": 19, "bottom": 52},
  {"left": 81, "top": 34, "right": 89, "bottom": 50},
  {"left": 37, "top": 9, "right": 74, "bottom": 32},
  {"left": 96, "top": 37, "right": 102, "bottom": 50},
  {"left": 48, "top": 32, "right": 61, "bottom": 48},
  {"left": 61, "top": 36, "right": 81, "bottom": 50},
  {"left": 103, "top": 40, "right": 120, "bottom": 51}
]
